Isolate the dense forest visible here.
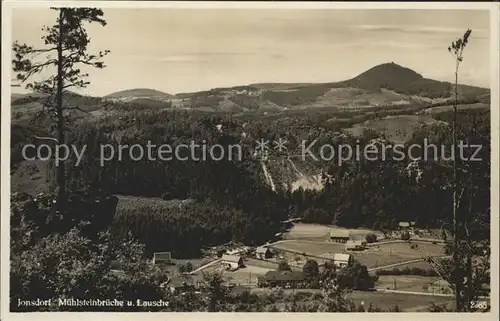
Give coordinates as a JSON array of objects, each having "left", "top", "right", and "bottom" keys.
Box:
[{"left": 11, "top": 102, "right": 490, "bottom": 258}]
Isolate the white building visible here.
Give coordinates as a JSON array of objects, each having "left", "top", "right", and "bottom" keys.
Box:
[
  {"left": 333, "top": 253, "right": 353, "bottom": 268},
  {"left": 221, "top": 254, "right": 244, "bottom": 270},
  {"left": 255, "top": 246, "right": 273, "bottom": 260}
]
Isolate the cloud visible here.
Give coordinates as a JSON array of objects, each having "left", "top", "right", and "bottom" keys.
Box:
[
  {"left": 352, "top": 24, "right": 488, "bottom": 35},
  {"left": 119, "top": 52, "right": 257, "bottom": 64}
]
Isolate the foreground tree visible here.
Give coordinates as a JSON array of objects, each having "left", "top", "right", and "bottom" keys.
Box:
[
  {"left": 11, "top": 193, "right": 169, "bottom": 312},
  {"left": 445, "top": 28, "right": 489, "bottom": 312},
  {"left": 12, "top": 7, "right": 110, "bottom": 202}
]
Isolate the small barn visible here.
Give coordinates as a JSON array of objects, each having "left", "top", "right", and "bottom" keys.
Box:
[
  {"left": 398, "top": 221, "right": 410, "bottom": 229},
  {"left": 345, "top": 240, "right": 365, "bottom": 251},
  {"left": 255, "top": 246, "right": 273, "bottom": 259},
  {"left": 153, "top": 252, "right": 172, "bottom": 265},
  {"left": 333, "top": 253, "right": 353, "bottom": 268},
  {"left": 221, "top": 254, "right": 244, "bottom": 270},
  {"left": 320, "top": 253, "right": 353, "bottom": 269},
  {"left": 329, "top": 229, "right": 350, "bottom": 243}
]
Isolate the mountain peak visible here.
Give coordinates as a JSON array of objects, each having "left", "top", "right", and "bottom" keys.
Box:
[
  {"left": 341, "top": 62, "right": 425, "bottom": 92},
  {"left": 356, "top": 62, "right": 423, "bottom": 82}
]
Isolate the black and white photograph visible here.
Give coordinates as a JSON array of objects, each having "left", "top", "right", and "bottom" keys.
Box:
[{"left": 1, "top": 1, "right": 498, "bottom": 317}]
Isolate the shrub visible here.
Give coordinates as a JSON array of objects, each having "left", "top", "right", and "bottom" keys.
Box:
[
  {"left": 365, "top": 233, "right": 377, "bottom": 243},
  {"left": 375, "top": 267, "right": 439, "bottom": 277},
  {"left": 401, "top": 231, "right": 411, "bottom": 241},
  {"left": 278, "top": 261, "right": 292, "bottom": 272}
]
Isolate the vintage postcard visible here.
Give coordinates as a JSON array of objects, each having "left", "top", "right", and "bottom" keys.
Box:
[{"left": 1, "top": 1, "right": 498, "bottom": 320}]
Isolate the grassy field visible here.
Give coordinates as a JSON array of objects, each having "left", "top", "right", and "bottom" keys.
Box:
[
  {"left": 284, "top": 223, "right": 384, "bottom": 241},
  {"left": 376, "top": 275, "right": 440, "bottom": 292},
  {"left": 270, "top": 238, "right": 445, "bottom": 269},
  {"left": 11, "top": 160, "right": 51, "bottom": 196},
  {"left": 375, "top": 259, "right": 436, "bottom": 270},
  {"left": 271, "top": 240, "right": 346, "bottom": 257},
  {"left": 250, "top": 288, "right": 454, "bottom": 312},
  {"left": 224, "top": 265, "right": 273, "bottom": 286},
  {"left": 349, "top": 291, "right": 453, "bottom": 312},
  {"left": 421, "top": 102, "right": 489, "bottom": 115},
  {"left": 344, "top": 114, "right": 445, "bottom": 143}
]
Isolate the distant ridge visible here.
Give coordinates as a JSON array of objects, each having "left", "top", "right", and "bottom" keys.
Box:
[{"left": 105, "top": 88, "right": 173, "bottom": 99}]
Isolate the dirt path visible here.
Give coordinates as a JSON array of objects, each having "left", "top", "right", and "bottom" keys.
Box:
[
  {"left": 261, "top": 160, "right": 276, "bottom": 191},
  {"left": 190, "top": 259, "right": 221, "bottom": 274}
]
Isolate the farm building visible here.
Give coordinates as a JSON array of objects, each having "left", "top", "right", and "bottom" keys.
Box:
[
  {"left": 153, "top": 252, "right": 172, "bottom": 265},
  {"left": 221, "top": 254, "right": 244, "bottom": 270},
  {"left": 165, "top": 274, "right": 205, "bottom": 294},
  {"left": 329, "top": 229, "right": 350, "bottom": 243},
  {"left": 165, "top": 276, "right": 195, "bottom": 294},
  {"left": 257, "top": 271, "right": 305, "bottom": 288},
  {"left": 255, "top": 246, "right": 273, "bottom": 259},
  {"left": 398, "top": 221, "right": 410, "bottom": 229},
  {"left": 333, "top": 253, "right": 353, "bottom": 268},
  {"left": 321, "top": 253, "right": 353, "bottom": 269},
  {"left": 345, "top": 240, "right": 365, "bottom": 251}
]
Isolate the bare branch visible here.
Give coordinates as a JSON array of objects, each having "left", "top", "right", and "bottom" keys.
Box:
[
  {"left": 64, "top": 106, "right": 92, "bottom": 115},
  {"left": 33, "top": 135, "right": 59, "bottom": 143}
]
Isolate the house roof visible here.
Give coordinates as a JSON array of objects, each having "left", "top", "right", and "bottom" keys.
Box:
[
  {"left": 221, "top": 254, "right": 242, "bottom": 263},
  {"left": 329, "top": 229, "right": 350, "bottom": 238},
  {"left": 256, "top": 246, "right": 270, "bottom": 254},
  {"left": 399, "top": 222, "right": 410, "bottom": 227},
  {"left": 168, "top": 276, "right": 195, "bottom": 288},
  {"left": 265, "top": 271, "right": 304, "bottom": 282},
  {"left": 321, "top": 253, "right": 352, "bottom": 262},
  {"left": 334, "top": 253, "right": 351, "bottom": 262}
]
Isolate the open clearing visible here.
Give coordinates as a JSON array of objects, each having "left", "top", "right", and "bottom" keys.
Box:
[
  {"left": 270, "top": 238, "right": 445, "bottom": 269},
  {"left": 421, "top": 102, "right": 489, "bottom": 114},
  {"left": 376, "top": 275, "right": 440, "bottom": 293},
  {"left": 284, "top": 223, "right": 384, "bottom": 241},
  {"left": 344, "top": 114, "right": 446, "bottom": 143},
  {"left": 349, "top": 291, "right": 453, "bottom": 311},
  {"left": 250, "top": 288, "right": 453, "bottom": 311},
  {"left": 224, "top": 265, "right": 273, "bottom": 286}
]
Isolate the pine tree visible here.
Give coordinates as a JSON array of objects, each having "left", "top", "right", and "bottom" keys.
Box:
[{"left": 12, "top": 7, "right": 110, "bottom": 202}]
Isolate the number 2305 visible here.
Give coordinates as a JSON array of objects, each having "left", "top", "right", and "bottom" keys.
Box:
[{"left": 470, "top": 301, "right": 488, "bottom": 310}]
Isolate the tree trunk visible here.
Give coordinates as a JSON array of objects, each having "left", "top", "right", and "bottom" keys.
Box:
[
  {"left": 452, "top": 65, "right": 461, "bottom": 311},
  {"left": 56, "top": 9, "right": 66, "bottom": 201}
]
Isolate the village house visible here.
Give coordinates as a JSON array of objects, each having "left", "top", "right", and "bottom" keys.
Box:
[
  {"left": 221, "top": 254, "right": 244, "bottom": 270},
  {"left": 329, "top": 229, "right": 350, "bottom": 243},
  {"left": 398, "top": 221, "right": 417, "bottom": 230},
  {"left": 333, "top": 253, "right": 353, "bottom": 268},
  {"left": 164, "top": 274, "right": 205, "bottom": 294},
  {"left": 320, "top": 253, "right": 353, "bottom": 269},
  {"left": 345, "top": 240, "right": 365, "bottom": 251},
  {"left": 153, "top": 252, "right": 172, "bottom": 265},
  {"left": 257, "top": 270, "right": 305, "bottom": 288},
  {"left": 165, "top": 276, "right": 195, "bottom": 294},
  {"left": 255, "top": 246, "right": 273, "bottom": 260}
]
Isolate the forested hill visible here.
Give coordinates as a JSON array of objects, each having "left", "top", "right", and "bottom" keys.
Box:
[{"left": 12, "top": 62, "right": 490, "bottom": 114}]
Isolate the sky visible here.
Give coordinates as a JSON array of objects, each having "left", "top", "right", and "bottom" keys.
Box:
[{"left": 11, "top": 8, "right": 491, "bottom": 97}]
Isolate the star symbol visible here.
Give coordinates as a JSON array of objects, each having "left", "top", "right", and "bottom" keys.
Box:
[
  {"left": 273, "top": 138, "right": 288, "bottom": 152},
  {"left": 255, "top": 138, "right": 269, "bottom": 153}
]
